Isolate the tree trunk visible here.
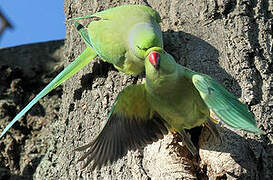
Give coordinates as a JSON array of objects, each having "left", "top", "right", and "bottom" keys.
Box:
[{"left": 34, "top": 0, "right": 273, "bottom": 179}]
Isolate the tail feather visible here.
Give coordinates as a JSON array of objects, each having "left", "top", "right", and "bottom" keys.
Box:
[{"left": 0, "top": 47, "right": 97, "bottom": 138}]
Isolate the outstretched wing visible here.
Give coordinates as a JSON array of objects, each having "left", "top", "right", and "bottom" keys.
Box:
[
  {"left": 75, "top": 84, "right": 168, "bottom": 170},
  {"left": 192, "top": 74, "right": 262, "bottom": 134}
]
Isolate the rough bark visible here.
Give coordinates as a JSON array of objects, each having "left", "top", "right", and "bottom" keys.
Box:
[
  {"left": 1, "top": 0, "right": 272, "bottom": 179},
  {"left": 34, "top": 0, "right": 273, "bottom": 179},
  {"left": 35, "top": 0, "right": 272, "bottom": 179},
  {"left": 0, "top": 40, "right": 64, "bottom": 179}
]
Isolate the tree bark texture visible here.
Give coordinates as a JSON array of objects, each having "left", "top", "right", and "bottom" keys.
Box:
[
  {"left": 33, "top": 0, "right": 272, "bottom": 179},
  {"left": 0, "top": 40, "right": 64, "bottom": 180}
]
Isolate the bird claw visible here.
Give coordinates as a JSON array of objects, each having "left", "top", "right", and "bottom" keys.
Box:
[
  {"left": 178, "top": 129, "right": 199, "bottom": 156},
  {"left": 204, "top": 119, "right": 222, "bottom": 144}
]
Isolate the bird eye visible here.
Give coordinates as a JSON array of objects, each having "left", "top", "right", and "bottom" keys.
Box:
[{"left": 136, "top": 45, "right": 148, "bottom": 51}]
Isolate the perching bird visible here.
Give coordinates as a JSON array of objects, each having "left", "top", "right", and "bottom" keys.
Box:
[
  {"left": 69, "top": 4, "right": 163, "bottom": 75},
  {"left": 0, "top": 5, "right": 163, "bottom": 138},
  {"left": 75, "top": 47, "right": 262, "bottom": 170}
]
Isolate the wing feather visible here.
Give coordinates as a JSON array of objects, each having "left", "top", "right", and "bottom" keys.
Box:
[
  {"left": 75, "top": 84, "right": 168, "bottom": 170},
  {"left": 192, "top": 74, "right": 262, "bottom": 133}
]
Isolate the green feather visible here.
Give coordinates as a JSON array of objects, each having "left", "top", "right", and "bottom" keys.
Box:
[
  {"left": 1, "top": 5, "right": 164, "bottom": 138},
  {"left": 0, "top": 47, "right": 97, "bottom": 138},
  {"left": 75, "top": 49, "right": 262, "bottom": 170},
  {"left": 192, "top": 74, "right": 262, "bottom": 133},
  {"left": 75, "top": 84, "right": 168, "bottom": 169},
  {"left": 73, "top": 22, "right": 93, "bottom": 49},
  {"left": 69, "top": 4, "right": 163, "bottom": 75}
]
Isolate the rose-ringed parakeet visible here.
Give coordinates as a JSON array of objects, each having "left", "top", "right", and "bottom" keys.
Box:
[
  {"left": 0, "top": 5, "right": 163, "bottom": 138},
  {"left": 75, "top": 47, "right": 262, "bottom": 170}
]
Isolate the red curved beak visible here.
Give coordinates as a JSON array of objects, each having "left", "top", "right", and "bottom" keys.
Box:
[{"left": 148, "top": 51, "right": 160, "bottom": 70}]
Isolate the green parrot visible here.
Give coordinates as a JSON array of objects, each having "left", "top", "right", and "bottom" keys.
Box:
[
  {"left": 69, "top": 4, "right": 162, "bottom": 75},
  {"left": 75, "top": 47, "right": 262, "bottom": 170},
  {"left": 0, "top": 5, "right": 163, "bottom": 138}
]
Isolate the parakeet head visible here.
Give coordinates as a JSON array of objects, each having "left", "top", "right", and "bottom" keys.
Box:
[
  {"left": 129, "top": 22, "right": 163, "bottom": 60},
  {"left": 145, "top": 49, "right": 177, "bottom": 79}
]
